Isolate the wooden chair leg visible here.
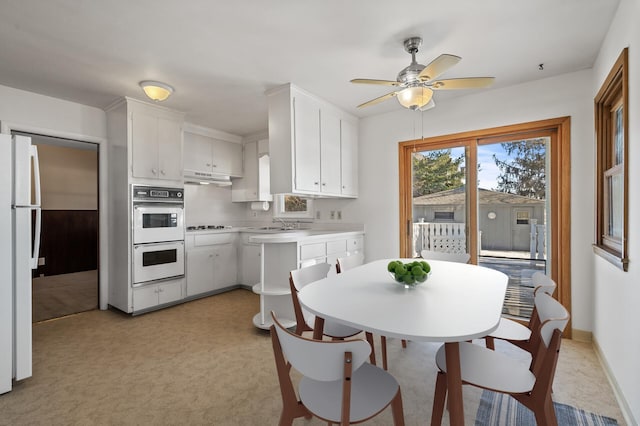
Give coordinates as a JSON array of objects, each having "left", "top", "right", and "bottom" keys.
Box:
[
  {"left": 485, "top": 336, "right": 496, "bottom": 350},
  {"left": 431, "top": 371, "right": 447, "bottom": 426},
  {"left": 390, "top": 388, "right": 405, "bottom": 426},
  {"left": 401, "top": 339, "right": 407, "bottom": 348},
  {"left": 381, "top": 336, "right": 388, "bottom": 371},
  {"left": 365, "top": 332, "right": 377, "bottom": 366}
]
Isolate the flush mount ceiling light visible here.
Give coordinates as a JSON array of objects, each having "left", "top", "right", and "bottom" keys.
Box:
[
  {"left": 351, "top": 37, "right": 495, "bottom": 111},
  {"left": 139, "top": 80, "right": 174, "bottom": 102}
]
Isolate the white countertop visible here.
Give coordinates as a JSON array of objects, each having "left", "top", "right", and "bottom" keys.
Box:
[{"left": 248, "top": 230, "right": 363, "bottom": 244}]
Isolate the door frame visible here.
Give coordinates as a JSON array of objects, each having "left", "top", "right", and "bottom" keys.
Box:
[
  {"left": 399, "top": 117, "right": 571, "bottom": 335},
  {"left": 1, "top": 121, "right": 108, "bottom": 310}
]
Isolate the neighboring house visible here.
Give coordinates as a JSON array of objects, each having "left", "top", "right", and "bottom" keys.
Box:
[{"left": 413, "top": 187, "right": 545, "bottom": 252}]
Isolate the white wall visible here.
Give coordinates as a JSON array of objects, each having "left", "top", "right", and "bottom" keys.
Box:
[
  {"left": 354, "top": 69, "right": 594, "bottom": 333},
  {"left": 184, "top": 183, "right": 254, "bottom": 226},
  {"left": 591, "top": 0, "right": 639, "bottom": 423},
  {"left": 36, "top": 144, "right": 98, "bottom": 210}
]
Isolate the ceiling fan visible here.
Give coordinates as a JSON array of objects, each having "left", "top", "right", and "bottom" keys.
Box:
[{"left": 351, "top": 37, "right": 495, "bottom": 111}]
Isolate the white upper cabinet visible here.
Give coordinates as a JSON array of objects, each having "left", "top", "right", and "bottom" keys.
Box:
[
  {"left": 183, "top": 132, "right": 243, "bottom": 178},
  {"left": 267, "top": 83, "right": 359, "bottom": 198},
  {"left": 340, "top": 119, "right": 358, "bottom": 197},
  {"left": 319, "top": 109, "right": 342, "bottom": 194},
  {"left": 232, "top": 139, "right": 272, "bottom": 202},
  {"left": 129, "top": 100, "right": 184, "bottom": 181}
]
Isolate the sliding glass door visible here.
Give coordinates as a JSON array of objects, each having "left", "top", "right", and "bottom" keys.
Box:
[{"left": 399, "top": 118, "right": 571, "bottom": 326}]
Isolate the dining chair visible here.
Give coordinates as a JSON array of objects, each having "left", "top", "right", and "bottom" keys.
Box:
[
  {"left": 289, "top": 263, "right": 378, "bottom": 366},
  {"left": 270, "top": 312, "right": 406, "bottom": 426},
  {"left": 484, "top": 272, "right": 557, "bottom": 352},
  {"left": 336, "top": 254, "right": 406, "bottom": 371},
  {"left": 420, "top": 249, "right": 470, "bottom": 264},
  {"left": 431, "top": 291, "right": 570, "bottom": 426}
]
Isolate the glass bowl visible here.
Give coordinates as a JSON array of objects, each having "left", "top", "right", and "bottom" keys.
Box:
[{"left": 388, "top": 270, "right": 431, "bottom": 288}]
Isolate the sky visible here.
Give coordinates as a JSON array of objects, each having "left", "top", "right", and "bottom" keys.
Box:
[{"left": 430, "top": 144, "right": 511, "bottom": 190}]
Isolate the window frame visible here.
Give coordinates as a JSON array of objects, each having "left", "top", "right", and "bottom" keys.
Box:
[{"left": 593, "top": 48, "right": 629, "bottom": 271}]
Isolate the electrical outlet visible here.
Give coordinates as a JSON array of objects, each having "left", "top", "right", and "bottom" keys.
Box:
[
  {"left": 251, "top": 211, "right": 257, "bottom": 217},
  {"left": 330, "top": 211, "right": 336, "bottom": 220},
  {"left": 38, "top": 257, "right": 45, "bottom": 266},
  {"left": 315, "top": 210, "right": 321, "bottom": 219},
  {"left": 337, "top": 211, "right": 342, "bottom": 220}
]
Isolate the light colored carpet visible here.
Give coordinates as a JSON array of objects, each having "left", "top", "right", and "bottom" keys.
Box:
[
  {"left": 32, "top": 270, "right": 98, "bottom": 322},
  {"left": 0, "top": 289, "right": 626, "bottom": 425}
]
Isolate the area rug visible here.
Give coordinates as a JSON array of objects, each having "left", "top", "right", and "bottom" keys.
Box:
[{"left": 475, "top": 390, "right": 619, "bottom": 425}]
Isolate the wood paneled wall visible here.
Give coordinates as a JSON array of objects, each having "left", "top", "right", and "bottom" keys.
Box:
[{"left": 35, "top": 210, "right": 98, "bottom": 277}]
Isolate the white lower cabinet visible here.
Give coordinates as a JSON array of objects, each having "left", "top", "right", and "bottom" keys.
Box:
[
  {"left": 239, "top": 234, "right": 261, "bottom": 286},
  {"left": 186, "top": 233, "right": 238, "bottom": 298},
  {"left": 132, "top": 279, "right": 184, "bottom": 313}
]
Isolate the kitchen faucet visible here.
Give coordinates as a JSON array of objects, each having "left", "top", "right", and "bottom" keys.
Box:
[{"left": 275, "top": 217, "right": 295, "bottom": 230}]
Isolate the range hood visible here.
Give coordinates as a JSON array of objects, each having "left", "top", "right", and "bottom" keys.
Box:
[{"left": 184, "top": 169, "right": 232, "bottom": 186}]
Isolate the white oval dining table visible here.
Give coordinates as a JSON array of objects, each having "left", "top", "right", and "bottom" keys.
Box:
[{"left": 298, "top": 258, "right": 509, "bottom": 426}]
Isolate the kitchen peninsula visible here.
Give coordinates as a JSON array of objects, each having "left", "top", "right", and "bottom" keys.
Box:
[{"left": 248, "top": 229, "right": 364, "bottom": 329}]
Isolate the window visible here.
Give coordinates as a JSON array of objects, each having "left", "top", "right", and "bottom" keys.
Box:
[
  {"left": 594, "top": 48, "right": 628, "bottom": 271},
  {"left": 273, "top": 194, "right": 314, "bottom": 219},
  {"left": 434, "top": 211, "right": 454, "bottom": 221},
  {"left": 515, "top": 210, "right": 530, "bottom": 225}
]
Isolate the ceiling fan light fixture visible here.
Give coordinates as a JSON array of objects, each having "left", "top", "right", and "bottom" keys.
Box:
[
  {"left": 139, "top": 80, "right": 174, "bottom": 102},
  {"left": 397, "top": 87, "right": 431, "bottom": 110}
]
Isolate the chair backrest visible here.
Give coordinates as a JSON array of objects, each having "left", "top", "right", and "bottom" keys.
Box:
[
  {"left": 531, "top": 271, "right": 557, "bottom": 297},
  {"left": 271, "top": 312, "right": 370, "bottom": 381},
  {"left": 336, "top": 253, "right": 365, "bottom": 274},
  {"left": 421, "top": 250, "right": 470, "bottom": 264},
  {"left": 529, "top": 292, "right": 570, "bottom": 387},
  {"left": 534, "top": 292, "right": 569, "bottom": 347},
  {"left": 290, "top": 262, "right": 331, "bottom": 292}
]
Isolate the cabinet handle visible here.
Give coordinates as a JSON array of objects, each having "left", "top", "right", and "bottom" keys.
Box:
[
  {"left": 314, "top": 182, "right": 319, "bottom": 185},
  {"left": 160, "top": 170, "right": 165, "bottom": 175},
  {"left": 206, "top": 163, "right": 211, "bottom": 167},
  {"left": 342, "top": 185, "right": 346, "bottom": 189},
  {"left": 152, "top": 168, "right": 158, "bottom": 175},
  {"left": 322, "top": 183, "right": 326, "bottom": 186},
  {"left": 213, "top": 164, "right": 217, "bottom": 168}
]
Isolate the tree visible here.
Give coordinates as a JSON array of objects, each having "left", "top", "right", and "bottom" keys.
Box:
[
  {"left": 412, "top": 150, "right": 465, "bottom": 197},
  {"left": 493, "top": 139, "right": 546, "bottom": 199}
]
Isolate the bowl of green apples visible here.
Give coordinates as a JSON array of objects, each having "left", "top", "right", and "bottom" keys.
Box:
[{"left": 387, "top": 260, "right": 431, "bottom": 288}]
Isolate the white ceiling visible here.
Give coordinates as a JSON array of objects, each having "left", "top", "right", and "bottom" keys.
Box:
[{"left": 0, "top": 0, "right": 619, "bottom": 137}]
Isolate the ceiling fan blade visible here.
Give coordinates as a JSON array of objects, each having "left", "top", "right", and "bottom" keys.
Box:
[
  {"left": 356, "top": 91, "right": 398, "bottom": 108},
  {"left": 418, "top": 54, "right": 461, "bottom": 81},
  {"left": 351, "top": 78, "right": 401, "bottom": 86},
  {"left": 430, "top": 77, "right": 495, "bottom": 90},
  {"left": 419, "top": 98, "right": 436, "bottom": 112}
]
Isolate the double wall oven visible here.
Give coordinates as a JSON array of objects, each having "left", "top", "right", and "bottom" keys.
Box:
[{"left": 132, "top": 185, "right": 185, "bottom": 286}]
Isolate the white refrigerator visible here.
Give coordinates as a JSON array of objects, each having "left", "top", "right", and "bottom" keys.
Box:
[{"left": 0, "top": 133, "right": 41, "bottom": 394}]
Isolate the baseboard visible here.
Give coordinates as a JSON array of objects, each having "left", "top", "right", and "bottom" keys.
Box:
[
  {"left": 571, "top": 328, "right": 592, "bottom": 342},
  {"left": 592, "top": 337, "right": 637, "bottom": 426}
]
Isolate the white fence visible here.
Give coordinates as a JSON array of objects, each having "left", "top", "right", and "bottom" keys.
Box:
[
  {"left": 413, "top": 221, "right": 546, "bottom": 259},
  {"left": 413, "top": 222, "right": 466, "bottom": 256}
]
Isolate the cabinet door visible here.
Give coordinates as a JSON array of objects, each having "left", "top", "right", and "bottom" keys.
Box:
[
  {"left": 213, "top": 243, "right": 237, "bottom": 290},
  {"left": 157, "top": 117, "right": 183, "bottom": 180},
  {"left": 212, "top": 139, "right": 243, "bottom": 176},
  {"left": 158, "top": 280, "right": 183, "bottom": 304},
  {"left": 131, "top": 111, "right": 159, "bottom": 179},
  {"left": 340, "top": 120, "right": 358, "bottom": 197},
  {"left": 320, "top": 109, "right": 342, "bottom": 194},
  {"left": 184, "top": 133, "right": 213, "bottom": 173},
  {"left": 133, "top": 285, "right": 159, "bottom": 311},
  {"left": 293, "top": 95, "right": 321, "bottom": 192},
  {"left": 241, "top": 243, "right": 261, "bottom": 286},
  {"left": 186, "top": 248, "right": 216, "bottom": 296}
]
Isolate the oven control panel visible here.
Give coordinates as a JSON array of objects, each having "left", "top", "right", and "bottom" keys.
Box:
[{"left": 132, "top": 185, "right": 183, "bottom": 203}]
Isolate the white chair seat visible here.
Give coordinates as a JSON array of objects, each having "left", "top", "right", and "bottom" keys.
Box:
[
  {"left": 304, "top": 312, "right": 362, "bottom": 338},
  {"left": 489, "top": 317, "right": 531, "bottom": 341},
  {"left": 435, "top": 342, "right": 535, "bottom": 394},
  {"left": 299, "top": 362, "right": 400, "bottom": 423}
]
